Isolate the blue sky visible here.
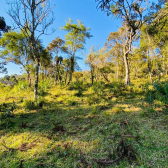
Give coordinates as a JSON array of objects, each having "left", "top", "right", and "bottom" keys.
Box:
[{"left": 0, "top": 0, "right": 122, "bottom": 77}]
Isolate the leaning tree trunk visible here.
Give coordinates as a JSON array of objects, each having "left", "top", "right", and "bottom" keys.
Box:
[
  {"left": 103, "top": 73, "right": 109, "bottom": 84},
  {"left": 34, "top": 61, "right": 39, "bottom": 101},
  {"left": 124, "top": 53, "right": 130, "bottom": 86}
]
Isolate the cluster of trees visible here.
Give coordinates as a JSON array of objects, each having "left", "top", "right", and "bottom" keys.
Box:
[
  {"left": 85, "top": 0, "right": 168, "bottom": 85},
  {"left": 0, "top": 0, "right": 91, "bottom": 101},
  {"left": 0, "top": 0, "right": 168, "bottom": 100}
]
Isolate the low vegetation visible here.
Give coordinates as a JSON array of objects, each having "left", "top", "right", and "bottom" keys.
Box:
[{"left": 0, "top": 78, "right": 168, "bottom": 167}]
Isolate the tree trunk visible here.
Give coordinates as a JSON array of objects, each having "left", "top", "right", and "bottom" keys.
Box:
[
  {"left": 124, "top": 53, "right": 130, "bottom": 86},
  {"left": 116, "top": 63, "right": 119, "bottom": 81},
  {"left": 162, "top": 54, "right": 166, "bottom": 75},
  {"left": 65, "top": 71, "right": 68, "bottom": 84},
  {"left": 68, "top": 71, "right": 72, "bottom": 85},
  {"left": 102, "top": 73, "right": 109, "bottom": 84},
  {"left": 91, "top": 72, "right": 94, "bottom": 85},
  {"left": 27, "top": 72, "right": 31, "bottom": 87},
  {"left": 147, "top": 50, "right": 153, "bottom": 84},
  {"left": 91, "top": 66, "right": 94, "bottom": 85},
  {"left": 54, "top": 64, "right": 59, "bottom": 85},
  {"left": 149, "top": 72, "right": 153, "bottom": 84},
  {"left": 68, "top": 55, "right": 75, "bottom": 85},
  {"left": 34, "top": 62, "right": 39, "bottom": 101}
]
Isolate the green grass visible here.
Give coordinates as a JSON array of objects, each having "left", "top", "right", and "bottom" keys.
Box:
[{"left": 0, "top": 81, "right": 168, "bottom": 167}]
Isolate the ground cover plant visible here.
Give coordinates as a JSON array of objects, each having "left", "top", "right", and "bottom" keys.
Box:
[{"left": 0, "top": 78, "right": 168, "bottom": 168}]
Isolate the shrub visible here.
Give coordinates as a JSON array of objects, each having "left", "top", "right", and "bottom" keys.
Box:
[
  {"left": 67, "top": 100, "right": 77, "bottom": 106},
  {"left": 38, "top": 79, "right": 52, "bottom": 96},
  {"left": 112, "top": 106, "right": 123, "bottom": 113},
  {"left": 92, "top": 81, "right": 106, "bottom": 97},
  {"left": 15, "top": 81, "right": 29, "bottom": 91},
  {"left": 145, "top": 81, "right": 168, "bottom": 105},
  {"left": 23, "top": 100, "right": 36, "bottom": 110},
  {"left": 37, "top": 98, "right": 45, "bottom": 108},
  {"left": 91, "top": 105, "right": 96, "bottom": 114},
  {"left": 67, "top": 81, "right": 85, "bottom": 97},
  {"left": 86, "top": 96, "right": 99, "bottom": 105}
]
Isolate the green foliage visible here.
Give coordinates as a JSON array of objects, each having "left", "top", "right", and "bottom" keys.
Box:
[
  {"left": 16, "top": 81, "right": 29, "bottom": 91},
  {"left": 66, "top": 100, "right": 77, "bottom": 106},
  {"left": 23, "top": 100, "right": 36, "bottom": 110},
  {"left": 61, "top": 19, "right": 92, "bottom": 51},
  {"left": 110, "top": 81, "right": 125, "bottom": 97},
  {"left": 38, "top": 78, "right": 52, "bottom": 96},
  {"left": 86, "top": 96, "right": 99, "bottom": 105},
  {"left": 91, "top": 105, "right": 96, "bottom": 114},
  {"left": 92, "top": 81, "right": 106, "bottom": 97},
  {"left": 0, "top": 118, "right": 15, "bottom": 129},
  {"left": 145, "top": 81, "right": 168, "bottom": 105}
]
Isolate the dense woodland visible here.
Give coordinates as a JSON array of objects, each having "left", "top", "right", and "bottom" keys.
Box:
[{"left": 0, "top": 0, "right": 168, "bottom": 167}]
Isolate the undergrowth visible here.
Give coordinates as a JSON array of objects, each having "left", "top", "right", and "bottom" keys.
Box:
[{"left": 0, "top": 79, "right": 167, "bottom": 167}]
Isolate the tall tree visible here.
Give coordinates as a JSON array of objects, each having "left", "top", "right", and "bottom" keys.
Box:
[
  {"left": 7, "top": 0, "right": 54, "bottom": 100},
  {"left": 47, "top": 37, "right": 68, "bottom": 85},
  {"left": 61, "top": 19, "right": 92, "bottom": 84},
  {"left": 147, "top": 2, "right": 168, "bottom": 76},
  {"left": 105, "top": 32, "right": 124, "bottom": 81},
  {"left": 95, "top": 0, "right": 158, "bottom": 85},
  {"left": 85, "top": 46, "right": 98, "bottom": 85},
  {"left": 40, "top": 48, "right": 52, "bottom": 81}
]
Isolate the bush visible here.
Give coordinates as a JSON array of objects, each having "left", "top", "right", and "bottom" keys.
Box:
[
  {"left": 92, "top": 81, "right": 106, "bottom": 97},
  {"left": 23, "top": 100, "right": 36, "bottom": 110},
  {"left": 145, "top": 81, "right": 168, "bottom": 105},
  {"left": 110, "top": 81, "right": 125, "bottom": 97},
  {"left": 67, "top": 100, "right": 77, "bottom": 106},
  {"left": 67, "top": 81, "right": 84, "bottom": 97},
  {"left": 38, "top": 79, "right": 52, "bottom": 96},
  {"left": 15, "top": 81, "right": 29, "bottom": 91},
  {"left": 86, "top": 96, "right": 99, "bottom": 105}
]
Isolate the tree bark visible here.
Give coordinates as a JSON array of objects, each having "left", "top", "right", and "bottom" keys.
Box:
[
  {"left": 162, "top": 54, "right": 166, "bottom": 75},
  {"left": 147, "top": 50, "right": 153, "bottom": 84},
  {"left": 27, "top": 71, "right": 31, "bottom": 87},
  {"left": 68, "top": 56, "right": 75, "bottom": 85},
  {"left": 34, "top": 61, "right": 39, "bottom": 101},
  {"left": 102, "top": 73, "right": 109, "bottom": 83},
  {"left": 91, "top": 71, "right": 94, "bottom": 85},
  {"left": 124, "top": 53, "right": 130, "bottom": 86}
]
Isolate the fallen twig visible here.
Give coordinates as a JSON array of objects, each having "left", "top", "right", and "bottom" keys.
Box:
[
  {"left": 2, "top": 139, "right": 37, "bottom": 152},
  {"left": 93, "top": 155, "right": 123, "bottom": 166}
]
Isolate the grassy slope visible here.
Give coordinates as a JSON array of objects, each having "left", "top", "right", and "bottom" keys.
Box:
[{"left": 0, "top": 80, "right": 168, "bottom": 168}]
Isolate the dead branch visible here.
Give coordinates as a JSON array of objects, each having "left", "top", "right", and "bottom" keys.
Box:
[
  {"left": 93, "top": 155, "right": 122, "bottom": 166},
  {"left": 2, "top": 139, "right": 37, "bottom": 152}
]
